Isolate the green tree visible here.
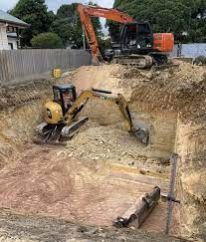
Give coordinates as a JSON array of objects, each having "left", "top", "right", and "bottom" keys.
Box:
[
  {"left": 50, "top": 3, "right": 102, "bottom": 48},
  {"left": 50, "top": 3, "right": 81, "bottom": 47},
  {"left": 11, "top": 0, "right": 54, "bottom": 46},
  {"left": 31, "top": 32, "right": 63, "bottom": 49},
  {"left": 108, "top": 0, "right": 206, "bottom": 43}
]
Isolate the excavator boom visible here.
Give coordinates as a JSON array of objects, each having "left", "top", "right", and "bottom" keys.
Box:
[
  {"left": 63, "top": 88, "right": 149, "bottom": 145},
  {"left": 77, "top": 4, "right": 134, "bottom": 63}
]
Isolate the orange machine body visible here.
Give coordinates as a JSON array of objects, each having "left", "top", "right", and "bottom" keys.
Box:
[{"left": 153, "top": 33, "right": 174, "bottom": 52}]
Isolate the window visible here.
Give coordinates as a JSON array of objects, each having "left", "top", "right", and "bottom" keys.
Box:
[{"left": 8, "top": 43, "right": 13, "bottom": 50}]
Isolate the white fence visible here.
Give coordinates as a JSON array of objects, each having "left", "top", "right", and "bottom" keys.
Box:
[
  {"left": 0, "top": 49, "right": 91, "bottom": 85},
  {"left": 171, "top": 43, "right": 206, "bottom": 58}
]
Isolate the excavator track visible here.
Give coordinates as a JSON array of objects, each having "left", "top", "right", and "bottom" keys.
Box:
[
  {"left": 113, "top": 55, "right": 153, "bottom": 69},
  {"left": 34, "top": 117, "right": 89, "bottom": 145},
  {"left": 61, "top": 117, "right": 89, "bottom": 138}
]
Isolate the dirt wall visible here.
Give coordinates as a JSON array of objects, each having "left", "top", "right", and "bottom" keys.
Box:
[
  {"left": 175, "top": 119, "right": 206, "bottom": 238},
  {"left": 0, "top": 80, "right": 54, "bottom": 169}
]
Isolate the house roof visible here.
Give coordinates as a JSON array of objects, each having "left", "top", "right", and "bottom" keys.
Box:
[{"left": 0, "top": 10, "right": 29, "bottom": 28}]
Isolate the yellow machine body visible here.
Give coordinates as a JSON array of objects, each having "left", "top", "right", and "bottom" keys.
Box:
[
  {"left": 44, "top": 101, "right": 63, "bottom": 124},
  {"left": 36, "top": 84, "right": 149, "bottom": 145}
]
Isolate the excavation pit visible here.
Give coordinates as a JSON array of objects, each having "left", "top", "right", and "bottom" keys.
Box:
[{"left": 0, "top": 62, "right": 205, "bottom": 240}]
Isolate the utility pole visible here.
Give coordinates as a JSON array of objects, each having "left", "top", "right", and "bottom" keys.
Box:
[{"left": 82, "top": 26, "right": 86, "bottom": 50}]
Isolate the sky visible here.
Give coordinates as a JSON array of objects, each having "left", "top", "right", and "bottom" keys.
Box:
[
  {"left": 0, "top": 0, "right": 114, "bottom": 34},
  {"left": 0, "top": 0, "right": 114, "bottom": 12}
]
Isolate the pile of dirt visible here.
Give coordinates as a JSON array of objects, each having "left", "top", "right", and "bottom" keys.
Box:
[{"left": 65, "top": 121, "right": 170, "bottom": 173}]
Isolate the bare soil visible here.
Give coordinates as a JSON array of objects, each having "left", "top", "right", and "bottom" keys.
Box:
[{"left": 0, "top": 210, "right": 185, "bottom": 242}]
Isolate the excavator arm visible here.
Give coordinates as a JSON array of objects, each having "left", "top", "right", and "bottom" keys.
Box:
[
  {"left": 63, "top": 89, "right": 149, "bottom": 145},
  {"left": 77, "top": 4, "right": 134, "bottom": 63}
]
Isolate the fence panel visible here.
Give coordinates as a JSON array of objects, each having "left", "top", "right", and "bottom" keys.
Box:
[
  {"left": 171, "top": 43, "right": 206, "bottom": 58},
  {"left": 0, "top": 49, "right": 91, "bottom": 86}
]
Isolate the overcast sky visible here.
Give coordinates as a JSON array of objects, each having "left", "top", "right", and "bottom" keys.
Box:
[
  {"left": 0, "top": 0, "right": 114, "bottom": 12},
  {"left": 0, "top": 0, "right": 114, "bottom": 34}
]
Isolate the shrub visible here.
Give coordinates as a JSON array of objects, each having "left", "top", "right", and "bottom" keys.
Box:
[{"left": 31, "top": 32, "right": 63, "bottom": 49}]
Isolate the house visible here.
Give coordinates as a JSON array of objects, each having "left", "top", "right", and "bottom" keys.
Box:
[{"left": 0, "top": 10, "right": 29, "bottom": 50}]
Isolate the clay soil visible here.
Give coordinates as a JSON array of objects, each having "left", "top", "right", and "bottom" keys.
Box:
[{"left": 0, "top": 62, "right": 205, "bottom": 241}]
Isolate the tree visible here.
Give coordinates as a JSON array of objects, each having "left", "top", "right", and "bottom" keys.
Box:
[
  {"left": 31, "top": 32, "right": 63, "bottom": 49},
  {"left": 50, "top": 3, "right": 82, "bottom": 47},
  {"left": 50, "top": 3, "right": 102, "bottom": 48},
  {"left": 108, "top": 0, "right": 206, "bottom": 43},
  {"left": 10, "top": 0, "right": 54, "bottom": 46}
]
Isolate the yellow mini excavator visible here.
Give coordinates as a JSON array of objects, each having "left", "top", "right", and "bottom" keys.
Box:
[{"left": 35, "top": 84, "right": 149, "bottom": 145}]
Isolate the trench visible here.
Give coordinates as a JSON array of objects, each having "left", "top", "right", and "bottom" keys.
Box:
[{"left": 0, "top": 63, "right": 205, "bottom": 241}]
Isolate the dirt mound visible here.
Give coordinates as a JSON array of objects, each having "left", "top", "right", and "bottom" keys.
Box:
[
  {"left": 65, "top": 121, "right": 171, "bottom": 174},
  {"left": 68, "top": 63, "right": 205, "bottom": 102},
  {"left": 65, "top": 65, "right": 133, "bottom": 99}
]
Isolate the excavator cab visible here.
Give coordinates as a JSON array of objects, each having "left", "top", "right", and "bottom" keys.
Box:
[
  {"left": 120, "top": 22, "right": 153, "bottom": 54},
  {"left": 53, "top": 84, "right": 77, "bottom": 115}
]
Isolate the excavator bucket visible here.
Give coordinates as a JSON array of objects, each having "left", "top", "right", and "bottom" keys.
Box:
[{"left": 133, "top": 126, "right": 149, "bottom": 146}]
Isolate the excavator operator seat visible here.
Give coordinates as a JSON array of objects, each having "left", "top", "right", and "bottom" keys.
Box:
[
  {"left": 53, "top": 84, "right": 77, "bottom": 115},
  {"left": 121, "top": 22, "right": 153, "bottom": 54}
]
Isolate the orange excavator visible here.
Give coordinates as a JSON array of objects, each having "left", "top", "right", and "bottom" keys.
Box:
[{"left": 77, "top": 4, "right": 174, "bottom": 68}]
